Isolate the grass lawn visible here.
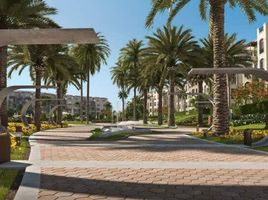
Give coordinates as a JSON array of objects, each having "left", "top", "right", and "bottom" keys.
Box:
[
  {"left": 0, "top": 138, "right": 30, "bottom": 200},
  {"left": 175, "top": 110, "right": 197, "bottom": 123},
  {"left": 255, "top": 146, "right": 268, "bottom": 152},
  {"left": 0, "top": 170, "right": 18, "bottom": 200},
  {"left": 65, "top": 121, "right": 86, "bottom": 125},
  {"left": 195, "top": 135, "right": 244, "bottom": 144},
  {"left": 231, "top": 123, "right": 266, "bottom": 130}
]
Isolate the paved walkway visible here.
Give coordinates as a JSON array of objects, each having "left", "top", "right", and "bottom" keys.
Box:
[{"left": 11, "top": 125, "right": 268, "bottom": 200}]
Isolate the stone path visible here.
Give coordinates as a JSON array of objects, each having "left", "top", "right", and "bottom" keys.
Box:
[{"left": 13, "top": 125, "right": 268, "bottom": 200}]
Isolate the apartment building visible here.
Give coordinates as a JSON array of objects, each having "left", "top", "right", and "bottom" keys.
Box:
[
  {"left": 6, "top": 91, "right": 109, "bottom": 118},
  {"left": 257, "top": 23, "right": 268, "bottom": 70},
  {"left": 65, "top": 95, "right": 109, "bottom": 117},
  {"left": 147, "top": 24, "right": 262, "bottom": 114}
]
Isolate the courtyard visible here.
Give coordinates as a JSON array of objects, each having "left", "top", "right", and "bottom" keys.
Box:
[{"left": 6, "top": 125, "right": 267, "bottom": 200}]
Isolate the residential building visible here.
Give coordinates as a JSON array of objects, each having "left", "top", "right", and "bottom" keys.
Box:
[
  {"left": 257, "top": 23, "right": 268, "bottom": 70},
  {"left": 6, "top": 91, "right": 109, "bottom": 118},
  {"left": 147, "top": 26, "right": 260, "bottom": 114}
]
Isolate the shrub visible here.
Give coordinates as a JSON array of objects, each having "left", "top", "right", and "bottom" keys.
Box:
[{"left": 232, "top": 114, "right": 265, "bottom": 127}]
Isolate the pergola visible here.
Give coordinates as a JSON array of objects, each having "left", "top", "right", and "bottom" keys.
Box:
[
  {"left": 188, "top": 68, "right": 268, "bottom": 81},
  {"left": 0, "top": 28, "right": 99, "bottom": 163}
]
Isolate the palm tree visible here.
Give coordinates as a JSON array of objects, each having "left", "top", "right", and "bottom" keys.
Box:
[
  {"left": 146, "top": 26, "right": 197, "bottom": 126},
  {"left": 142, "top": 54, "right": 168, "bottom": 125},
  {"left": 8, "top": 45, "right": 63, "bottom": 131},
  {"left": 72, "top": 33, "right": 110, "bottom": 124},
  {"left": 146, "top": 0, "right": 268, "bottom": 134},
  {"left": 111, "top": 61, "right": 128, "bottom": 121},
  {"left": 0, "top": 0, "right": 58, "bottom": 127},
  {"left": 43, "top": 46, "right": 80, "bottom": 125},
  {"left": 120, "top": 39, "right": 144, "bottom": 121}
]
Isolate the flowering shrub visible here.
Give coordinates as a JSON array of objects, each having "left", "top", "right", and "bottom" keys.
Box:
[
  {"left": 192, "top": 129, "right": 268, "bottom": 144},
  {"left": 10, "top": 137, "right": 17, "bottom": 150},
  {"left": 232, "top": 114, "right": 265, "bottom": 127},
  {"left": 8, "top": 123, "right": 68, "bottom": 136}
]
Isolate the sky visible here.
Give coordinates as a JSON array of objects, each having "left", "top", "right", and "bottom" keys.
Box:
[{"left": 7, "top": 0, "right": 268, "bottom": 110}]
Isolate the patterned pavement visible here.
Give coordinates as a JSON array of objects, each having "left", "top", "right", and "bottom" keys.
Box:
[{"left": 16, "top": 125, "right": 268, "bottom": 200}]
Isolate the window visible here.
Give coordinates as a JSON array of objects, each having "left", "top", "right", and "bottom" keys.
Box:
[
  {"left": 260, "top": 59, "right": 264, "bottom": 70},
  {"left": 259, "top": 26, "right": 264, "bottom": 33},
  {"left": 259, "top": 39, "right": 264, "bottom": 54}
]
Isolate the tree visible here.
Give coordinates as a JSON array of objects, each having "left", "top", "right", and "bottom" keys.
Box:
[
  {"left": 0, "top": 0, "right": 58, "bottom": 127},
  {"left": 146, "top": 0, "right": 268, "bottom": 134},
  {"left": 146, "top": 26, "right": 197, "bottom": 126},
  {"left": 72, "top": 33, "right": 110, "bottom": 124},
  {"left": 120, "top": 39, "right": 144, "bottom": 121},
  {"left": 103, "top": 101, "right": 112, "bottom": 120},
  {"left": 43, "top": 46, "right": 80, "bottom": 125},
  {"left": 111, "top": 61, "right": 128, "bottom": 121},
  {"left": 8, "top": 45, "right": 65, "bottom": 131},
  {"left": 142, "top": 54, "right": 168, "bottom": 125}
]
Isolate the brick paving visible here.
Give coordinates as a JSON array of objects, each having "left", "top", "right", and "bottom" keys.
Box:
[{"left": 23, "top": 125, "right": 268, "bottom": 200}]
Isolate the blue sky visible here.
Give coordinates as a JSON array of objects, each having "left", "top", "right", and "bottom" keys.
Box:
[{"left": 8, "top": 0, "right": 268, "bottom": 110}]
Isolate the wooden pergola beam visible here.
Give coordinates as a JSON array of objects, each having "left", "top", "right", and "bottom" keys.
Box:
[
  {"left": 188, "top": 68, "right": 268, "bottom": 82},
  {"left": 0, "top": 28, "right": 99, "bottom": 46}
]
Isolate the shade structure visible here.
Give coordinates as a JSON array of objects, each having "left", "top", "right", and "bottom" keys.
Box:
[
  {"left": 188, "top": 68, "right": 268, "bottom": 82},
  {"left": 0, "top": 28, "right": 99, "bottom": 46}
]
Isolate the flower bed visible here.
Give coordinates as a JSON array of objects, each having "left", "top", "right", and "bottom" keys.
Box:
[
  {"left": 7, "top": 123, "right": 68, "bottom": 136},
  {"left": 192, "top": 129, "right": 268, "bottom": 144}
]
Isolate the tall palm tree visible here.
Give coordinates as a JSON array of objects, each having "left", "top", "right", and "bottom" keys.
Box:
[
  {"left": 146, "top": 0, "right": 268, "bottom": 134},
  {"left": 142, "top": 53, "right": 168, "bottom": 125},
  {"left": 72, "top": 33, "right": 110, "bottom": 124},
  {"left": 8, "top": 45, "right": 63, "bottom": 131},
  {"left": 120, "top": 39, "right": 144, "bottom": 121},
  {"left": 0, "top": 0, "right": 58, "bottom": 127},
  {"left": 111, "top": 61, "right": 128, "bottom": 121},
  {"left": 146, "top": 26, "right": 197, "bottom": 126},
  {"left": 43, "top": 46, "right": 80, "bottom": 125}
]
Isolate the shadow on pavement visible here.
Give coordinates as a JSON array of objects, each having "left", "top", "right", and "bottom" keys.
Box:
[{"left": 24, "top": 172, "right": 268, "bottom": 199}]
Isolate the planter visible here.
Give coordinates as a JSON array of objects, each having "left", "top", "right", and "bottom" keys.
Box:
[{"left": 0, "top": 134, "right": 11, "bottom": 163}]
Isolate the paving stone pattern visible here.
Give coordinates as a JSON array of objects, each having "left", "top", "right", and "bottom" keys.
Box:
[{"left": 33, "top": 126, "right": 268, "bottom": 200}]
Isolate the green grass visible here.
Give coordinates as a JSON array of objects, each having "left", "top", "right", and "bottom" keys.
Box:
[
  {"left": 0, "top": 138, "right": 30, "bottom": 200},
  {"left": 11, "top": 138, "right": 30, "bottom": 160},
  {"left": 197, "top": 136, "right": 244, "bottom": 144},
  {"left": 255, "top": 146, "right": 268, "bottom": 152},
  {"left": 65, "top": 121, "right": 86, "bottom": 125},
  {"left": 0, "top": 169, "right": 18, "bottom": 200},
  {"left": 175, "top": 110, "right": 197, "bottom": 123},
  {"left": 231, "top": 123, "right": 265, "bottom": 130}
]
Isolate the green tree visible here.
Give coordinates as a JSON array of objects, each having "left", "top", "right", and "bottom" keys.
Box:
[
  {"left": 0, "top": 0, "right": 58, "bottom": 126},
  {"left": 43, "top": 46, "right": 80, "bottom": 125},
  {"left": 146, "top": 0, "right": 268, "bottom": 134},
  {"left": 120, "top": 39, "right": 144, "bottom": 121},
  {"left": 146, "top": 26, "right": 197, "bottom": 126},
  {"left": 72, "top": 33, "right": 110, "bottom": 124},
  {"left": 111, "top": 61, "right": 129, "bottom": 121},
  {"left": 8, "top": 45, "right": 65, "bottom": 130}
]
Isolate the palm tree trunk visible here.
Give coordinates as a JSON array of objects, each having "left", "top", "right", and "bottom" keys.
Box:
[
  {"left": 133, "top": 88, "right": 137, "bottom": 120},
  {"left": 197, "top": 80, "right": 204, "bottom": 126},
  {"left": 86, "top": 71, "right": 90, "bottom": 125},
  {"left": 143, "top": 89, "right": 148, "bottom": 124},
  {"left": 56, "top": 80, "right": 63, "bottom": 126},
  {"left": 157, "top": 87, "right": 163, "bottom": 126},
  {"left": 122, "top": 98, "right": 125, "bottom": 121},
  {"left": 210, "top": 1, "right": 229, "bottom": 135},
  {"left": 168, "top": 72, "right": 175, "bottom": 126},
  {"left": 35, "top": 66, "right": 42, "bottom": 132},
  {"left": 0, "top": 46, "right": 8, "bottom": 127},
  {"left": 80, "top": 76, "right": 83, "bottom": 122}
]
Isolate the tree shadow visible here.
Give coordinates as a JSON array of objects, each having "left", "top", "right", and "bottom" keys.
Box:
[{"left": 24, "top": 172, "right": 268, "bottom": 199}]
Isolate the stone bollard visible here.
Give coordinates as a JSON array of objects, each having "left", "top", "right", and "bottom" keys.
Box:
[
  {"left": 244, "top": 129, "right": 253, "bottom": 146},
  {"left": 0, "top": 133, "right": 11, "bottom": 163}
]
